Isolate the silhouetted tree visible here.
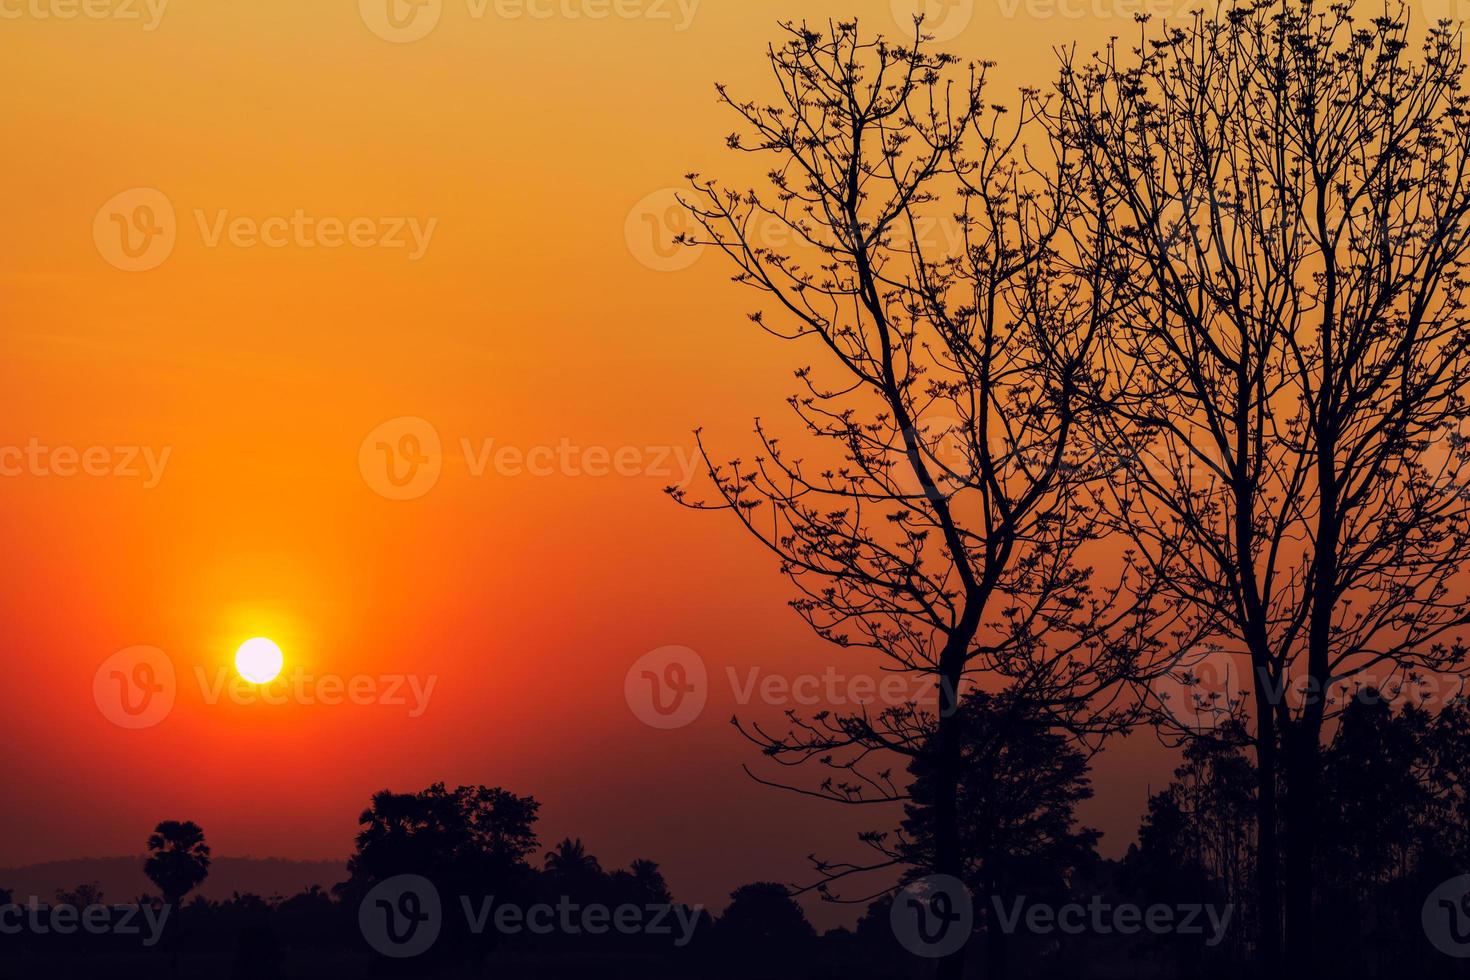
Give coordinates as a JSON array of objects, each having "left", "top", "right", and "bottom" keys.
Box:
[
  {"left": 271, "top": 885, "right": 340, "bottom": 951},
  {"left": 608, "top": 858, "right": 674, "bottom": 907},
  {"left": 1420, "top": 697, "right": 1470, "bottom": 867},
  {"left": 342, "top": 783, "right": 541, "bottom": 965},
  {"left": 225, "top": 893, "right": 285, "bottom": 980},
  {"left": 1123, "top": 727, "right": 1257, "bottom": 972},
  {"left": 144, "top": 820, "right": 211, "bottom": 908},
  {"left": 1051, "top": 3, "right": 1470, "bottom": 970},
  {"left": 345, "top": 783, "right": 540, "bottom": 888},
  {"left": 1320, "top": 693, "right": 1434, "bottom": 887},
  {"left": 672, "top": 20, "right": 1186, "bottom": 978},
  {"left": 714, "top": 881, "right": 815, "bottom": 972},
  {"left": 53, "top": 882, "right": 104, "bottom": 908},
  {"left": 144, "top": 820, "right": 210, "bottom": 980},
  {"left": 1126, "top": 690, "right": 1470, "bottom": 978},
  {"left": 896, "top": 691, "right": 1100, "bottom": 978},
  {"left": 543, "top": 837, "right": 602, "bottom": 880}
]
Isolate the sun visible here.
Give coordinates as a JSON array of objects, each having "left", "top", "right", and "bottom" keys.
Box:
[{"left": 235, "top": 637, "right": 284, "bottom": 684}]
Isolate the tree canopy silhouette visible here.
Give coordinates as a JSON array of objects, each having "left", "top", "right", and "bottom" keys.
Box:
[
  {"left": 1049, "top": 2, "right": 1470, "bottom": 970},
  {"left": 342, "top": 782, "right": 540, "bottom": 903},
  {"left": 144, "top": 820, "right": 211, "bottom": 907},
  {"left": 898, "top": 691, "right": 1101, "bottom": 978},
  {"left": 672, "top": 19, "right": 1189, "bottom": 978}
]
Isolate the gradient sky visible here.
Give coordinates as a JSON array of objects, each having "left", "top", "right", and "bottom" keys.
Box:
[{"left": 5, "top": 0, "right": 1428, "bottom": 925}]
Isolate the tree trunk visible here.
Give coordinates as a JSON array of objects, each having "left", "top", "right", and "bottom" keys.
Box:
[
  {"left": 934, "top": 669, "right": 966, "bottom": 980},
  {"left": 167, "top": 892, "right": 182, "bottom": 980},
  {"left": 1251, "top": 678, "right": 1283, "bottom": 979},
  {"left": 1284, "top": 401, "right": 1336, "bottom": 974},
  {"left": 1282, "top": 723, "right": 1321, "bottom": 975}
]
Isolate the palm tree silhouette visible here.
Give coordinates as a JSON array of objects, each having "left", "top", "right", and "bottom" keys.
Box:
[
  {"left": 544, "top": 837, "right": 600, "bottom": 879},
  {"left": 143, "top": 820, "right": 210, "bottom": 980},
  {"left": 144, "top": 820, "right": 211, "bottom": 906}
]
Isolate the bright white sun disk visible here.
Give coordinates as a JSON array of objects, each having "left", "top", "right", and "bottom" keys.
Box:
[{"left": 235, "top": 637, "right": 284, "bottom": 684}]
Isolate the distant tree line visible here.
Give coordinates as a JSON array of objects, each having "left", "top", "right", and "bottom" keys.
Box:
[{"left": 4, "top": 691, "right": 1470, "bottom": 978}]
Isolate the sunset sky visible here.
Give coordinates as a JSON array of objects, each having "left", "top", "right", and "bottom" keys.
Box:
[{"left": 5, "top": 0, "right": 1435, "bottom": 924}]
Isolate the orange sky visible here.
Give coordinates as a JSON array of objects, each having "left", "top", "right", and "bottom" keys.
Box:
[{"left": 7, "top": 0, "right": 1438, "bottom": 922}]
